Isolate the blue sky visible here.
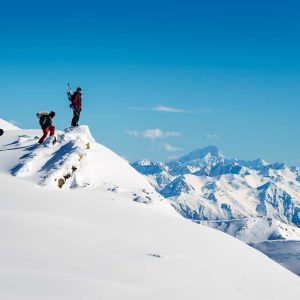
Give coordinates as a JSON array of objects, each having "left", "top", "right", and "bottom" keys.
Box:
[{"left": 1, "top": 0, "right": 300, "bottom": 164}]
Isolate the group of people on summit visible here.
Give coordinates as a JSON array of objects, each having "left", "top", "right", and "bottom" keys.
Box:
[{"left": 38, "top": 86, "right": 83, "bottom": 144}]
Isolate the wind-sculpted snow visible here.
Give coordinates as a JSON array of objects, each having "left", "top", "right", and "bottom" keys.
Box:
[{"left": 9, "top": 125, "right": 161, "bottom": 204}]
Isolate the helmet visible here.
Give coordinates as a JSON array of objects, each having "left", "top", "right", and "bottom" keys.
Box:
[
  {"left": 50, "top": 111, "right": 56, "bottom": 118},
  {"left": 77, "top": 87, "right": 82, "bottom": 92}
]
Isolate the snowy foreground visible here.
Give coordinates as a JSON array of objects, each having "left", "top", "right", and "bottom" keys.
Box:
[{"left": 1, "top": 122, "right": 300, "bottom": 299}]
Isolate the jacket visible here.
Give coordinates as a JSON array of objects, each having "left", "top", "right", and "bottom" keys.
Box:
[
  {"left": 71, "top": 92, "right": 82, "bottom": 112},
  {"left": 40, "top": 114, "right": 52, "bottom": 129}
]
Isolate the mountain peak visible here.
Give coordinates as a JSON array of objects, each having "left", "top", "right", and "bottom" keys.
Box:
[
  {"left": 176, "top": 145, "right": 223, "bottom": 163},
  {"left": 131, "top": 159, "right": 168, "bottom": 175}
]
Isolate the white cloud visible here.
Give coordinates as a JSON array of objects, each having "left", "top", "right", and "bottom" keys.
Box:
[
  {"left": 129, "top": 105, "right": 211, "bottom": 113},
  {"left": 125, "top": 129, "right": 139, "bottom": 137},
  {"left": 152, "top": 105, "right": 190, "bottom": 113},
  {"left": 126, "top": 128, "right": 181, "bottom": 141},
  {"left": 142, "top": 128, "right": 165, "bottom": 140},
  {"left": 163, "top": 143, "right": 182, "bottom": 152},
  {"left": 207, "top": 133, "right": 219, "bottom": 139},
  {"left": 143, "top": 129, "right": 181, "bottom": 140}
]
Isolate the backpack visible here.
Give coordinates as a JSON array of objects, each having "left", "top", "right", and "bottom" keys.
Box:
[
  {"left": 36, "top": 112, "right": 50, "bottom": 119},
  {"left": 37, "top": 112, "right": 51, "bottom": 128}
]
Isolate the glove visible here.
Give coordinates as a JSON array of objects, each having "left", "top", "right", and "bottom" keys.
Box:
[{"left": 69, "top": 104, "right": 73, "bottom": 108}]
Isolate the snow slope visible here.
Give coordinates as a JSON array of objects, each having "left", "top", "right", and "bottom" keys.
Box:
[
  {"left": 3, "top": 126, "right": 160, "bottom": 203},
  {"left": 0, "top": 118, "right": 20, "bottom": 130},
  {"left": 1, "top": 123, "right": 300, "bottom": 299}
]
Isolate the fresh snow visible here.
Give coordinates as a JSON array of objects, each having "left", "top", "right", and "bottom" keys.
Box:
[
  {"left": 8, "top": 126, "right": 159, "bottom": 204},
  {"left": 0, "top": 118, "right": 20, "bottom": 131},
  {"left": 0, "top": 120, "right": 300, "bottom": 299}
]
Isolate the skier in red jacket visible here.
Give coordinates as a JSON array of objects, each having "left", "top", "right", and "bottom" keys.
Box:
[{"left": 69, "top": 87, "right": 82, "bottom": 127}]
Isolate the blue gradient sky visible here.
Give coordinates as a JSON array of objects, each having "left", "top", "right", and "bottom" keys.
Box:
[{"left": 1, "top": 0, "right": 300, "bottom": 164}]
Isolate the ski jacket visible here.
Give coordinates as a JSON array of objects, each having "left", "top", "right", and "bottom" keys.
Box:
[
  {"left": 39, "top": 114, "right": 53, "bottom": 129},
  {"left": 71, "top": 92, "right": 82, "bottom": 112}
]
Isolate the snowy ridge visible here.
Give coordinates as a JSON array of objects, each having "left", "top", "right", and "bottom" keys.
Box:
[
  {"left": 12, "top": 126, "right": 95, "bottom": 189},
  {"left": 8, "top": 125, "right": 161, "bottom": 204},
  {"left": 0, "top": 118, "right": 20, "bottom": 130}
]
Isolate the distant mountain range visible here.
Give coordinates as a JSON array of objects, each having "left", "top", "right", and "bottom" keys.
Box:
[{"left": 131, "top": 146, "right": 300, "bottom": 243}]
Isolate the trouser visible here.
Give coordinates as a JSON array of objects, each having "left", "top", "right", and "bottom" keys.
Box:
[
  {"left": 38, "top": 125, "right": 55, "bottom": 144},
  {"left": 71, "top": 110, "right": 81, "bottom": 127}
]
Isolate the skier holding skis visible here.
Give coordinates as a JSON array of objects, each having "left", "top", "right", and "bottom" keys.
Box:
[
  {"left": 37, "top": 111, "right": 56, "bottom": 144},
  {"left": 68, "top": 85, "right": 82, "bottom": 127}
]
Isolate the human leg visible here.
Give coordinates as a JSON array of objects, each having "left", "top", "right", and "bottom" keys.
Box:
[
  {"left": 38, "top": 127, "right": 50, "bottom": 144},
  {"left": 49, "top": 125, "right": 55, "bottom": 136},
  {"left": 71, "top": 110, "right": 80, "bottom": 127}
]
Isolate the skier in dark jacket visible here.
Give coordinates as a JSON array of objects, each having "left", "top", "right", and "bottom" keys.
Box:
[
  {"left": 38, "top": 111, "right": 56, "bottom": 144},
  {"left": 69, "top": 87, "right": 82, "bottom": 127}
]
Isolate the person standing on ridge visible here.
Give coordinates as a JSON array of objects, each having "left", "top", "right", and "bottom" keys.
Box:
[
  {"left": 68, "top": 86, "right": 82, "bottom": 127},
  {"left": 37, "top": 111, "right": 56, "bottom": 144}
]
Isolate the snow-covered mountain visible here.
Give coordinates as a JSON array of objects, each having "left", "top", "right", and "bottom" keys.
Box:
[
  {"left": 132, "top": 147, "right": 300, "bottom": 275},
  {"left": 132, "top": 147, "right": 300, "bottom": 243},
  {"left": 131, "top": 160, "right": 175, "bottom": 190},
  {"left": 167, "top": 145, "right": 225, "bottom": 175},
  {"left": 250, "top": 240, "right": 300, "bottom": 276},
  {"left": 1, "top": 119, "right": 300, "bottom": 299}
]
